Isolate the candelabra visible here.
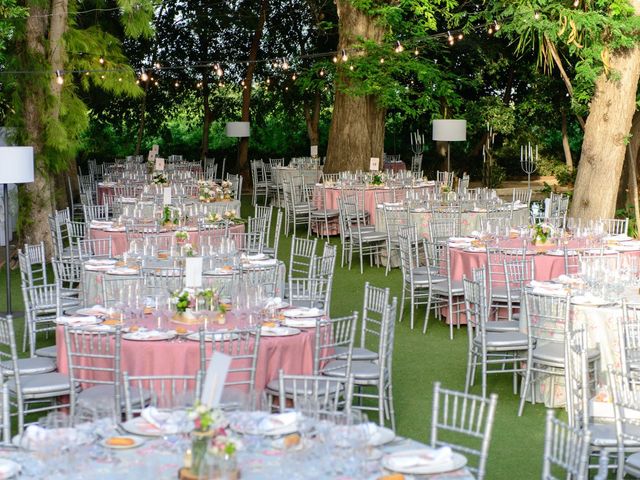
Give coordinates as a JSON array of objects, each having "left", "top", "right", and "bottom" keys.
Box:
[
  {"left": 520, "top": 142, "right": 538, "bottom": 190},
  {"left": 410, "top": 130, "right": 425, "bottom": 155}
]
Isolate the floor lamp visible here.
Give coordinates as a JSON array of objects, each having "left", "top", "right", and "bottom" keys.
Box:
[
  {"left": 432, "top": 119, "right": 467, "bottom": 172},
  {"left": 0, "top": 146, "right": 34, "bottom": 315},
  {"left": 225, "top": 122, "right": 250, "bottom": 177}
]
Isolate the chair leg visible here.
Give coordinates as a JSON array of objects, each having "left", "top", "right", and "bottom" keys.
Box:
[
  {"left": 465, "top": 351, "right": 474, "bottom": 393},
  {"left": 518, "top": 363, "right": 532, "bottom": 416},
  {"left": 409, "top": 290, "right": 415, "bottom": 330}
]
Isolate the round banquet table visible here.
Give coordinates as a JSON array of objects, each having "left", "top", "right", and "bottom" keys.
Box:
[
  {"left": 89, "top": 223, "right": 244, "bottom": 257},
  {"left": 318, "top": 182, "right": 436, "bottom": 227},
  {"left": 55, "top": 311, "right": 316, "bottom": 393}
]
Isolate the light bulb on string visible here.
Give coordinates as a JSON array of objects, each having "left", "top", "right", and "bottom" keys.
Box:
[
  {"left": 341, "top": 49, "right": 348, "bottom": 62},
  {"left": 332, "top": 55, "right": 338, "bottom": 63},
  {"left": 534, "top": 11, "right": 540, "bottom": 20},
  {"left": 292, "top": 73, "right": 297, "bottom": 81},
  {"left": 241, "top": 80, "right": 245, "bottom": 86},
  {"left": 395, "top": 40, "right": 404, "bottom": 53},
  {"left": 349, "top": 65, "right": 354, "bottom": 71},
  {"left": 457, "top": 33, "right": 464, "bottom": 40},
  {"left": 319, "top": 68, "right": 325, "bottom": 77},
  {"left": 140, "top": 68, "right": 148, "bottom": 82},
  {"left": 55, "top": 70, "right": 63, "bottom": 85},
  {"left": 218, "top": 81, "right": 224, "bottom": 87},
  {"left": 99, "top": 56, "right": 105, "bottom": 65},
  {"left": 174, "top": 81, "right": 179, "bottom": 87},
  {"left": 154, "top": 62, "right": 161, "bottom": 69},
  {"left": 100, "top": 74, "right": 105, "bottom": 79},
  {"left": 447, "top": 31, "right": 453, "bottom": 42},
  {"left": 488, "top": 25, "right": 494, "bottom": 35},
  {"left": 282, "top": 58, "right": 289, "bottom": 70},
  {"left": 85, "top": 71, "right": 90, "bottom": 76},
  {"left": 379, "top": 57, "right": 385, "bottom": 64},
  {"left": 493, "top": 20, "right": 500, "bottom": 31},
  {"left": 215, "top": 64, "right": 223, "bottom": 77},
  {"left": 573, "top": 0, "right": 579, "bottom": 6},
  {"left": 118, "top": 77, "right": 122, "bottom": 82},
  {"left": 414, "top": 48, "right": 419, "bottom": 56},
  {"left": 285, "top": 86, "right": 289, "bottom": 91},
  {"left": 266, "top": 77, "right": 271, "bottom": 85}
]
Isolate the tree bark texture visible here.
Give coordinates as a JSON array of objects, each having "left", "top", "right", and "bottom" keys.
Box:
[
  {"left": 324, "top": 0, "right": 386, "bottom": 173},
  {"left": 135, "top": 80, "right": 149, "bottom": 155},
  {"left": 570, "top": 0, "right": 640, "bottom": 220},
  {"left": 19, "top": 2, "right": 54, "bottom": 255},
  {"left": 304, "top": 93, "right": 321, "bottom": 146},
  {"left": 238, "top": 0, "right": 268, "bottom": 174},
  {"left": 560, "top": 109, "right": 573, "bottom": 170}
]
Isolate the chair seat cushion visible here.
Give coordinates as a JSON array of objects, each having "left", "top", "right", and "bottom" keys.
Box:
[
  {"left": 8, "top": 372, "right": 71, "bottom": 397},
  {"left": 311, "top": 209, "right": 339, "bottom": 218},
  {"left": 265, "top": 378, "right": 341, "bottom": 396},
  {"left": 35, "top": 345, "right": 58, "bottom": 359},
  {"left": 335, "top": 346, "right": 378, "bottom": 362},
  {"left": 589, "top": 422, "right": 640, "bottom": 447},
  {"left": 1, "top": 357, "right": 56, "bottom": 376},
  {"left": 485, "top": 320, "right": 520, "bottom": 332},
  {"left": 533, "top": 342, "right": 599, "bottom": 367},
  {"left": 626, "top": 452, "right": 640, "bottom": 473},
  {"left": 474, "top": 332, "right": 528, "bottom": 349},
  {"left": 322, "top": 360, "right": 380, "bottom": 380},
  {"left": 431, "top": 280, "right": 464, "bottom": 294}
]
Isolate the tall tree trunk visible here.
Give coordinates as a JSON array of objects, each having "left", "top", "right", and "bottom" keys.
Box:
[
  {"left": 324, "top": 0, "right": 386, "bottom": 173},
  {"left": 201, "top": 71, "right": 212, "bottom": 161},
  {"left": 19, "top": 2, "right": 54, "bottom": 255},
  {"left": 570, "top": 0, "right": 640, "bottom": 220},
  {"left": 304, "top": 93, "right": 321, "bottom": 147},
  {"left": 560, "top": 109, "right": 573, "bottom": 170},
  {"left": 135, "top": 81, "right": 149, "bottom": 155},
  {"left": 238, "top": 0, "right": 268, "bottom": 174}
]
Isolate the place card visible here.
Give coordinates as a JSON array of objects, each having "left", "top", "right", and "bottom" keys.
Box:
[
  {"left": 154, "top": 157, "right": 165, "bottom": 171},
  {"left": 201, "top": 351, "right": 232, "bottom": 408},
  {"left": 369, "top": 157, "right": 380, "bottom": 171},
  {"left": 184, "top": 256, "right": 203, "bottom": 288},
  {"left": 163, "top": 187, "right": 172, "bottom": 205},
  {"left": 148, "top": 150, "right": 156, "bottom": 162},
  {"left": 310, "top": 145, "right": 318, "bottom": 157},
  {"left": 152, "top": 144, "right": 159, "bottom": 153}
]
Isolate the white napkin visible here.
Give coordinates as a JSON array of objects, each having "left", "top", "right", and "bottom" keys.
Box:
[
  {"left": 106, "top": 267, "right": 139, "bottom": 275},
  {"left": 530, "top": 280, "right": 563, "bottom": 290},
  {"left": 249, "top": 259, "right": 277, "bottom": 266},
  {"left": 140, "top": 407, "right": 189, "bottom": 434},
  {"left": 258, "top": 412, "right": 298, "bottom": 433},
  {"left": 284, "top": 307, "right": 322, "bottom": 318},
  {"left": 125, "top": 329, "right": 165, "bottom": 340},
  {"left": 264, "top": 297, "right": 283, "bottom": 308},
  {"left": 56, "top": 315, "right": 98, "bottom": 326},
  {"left": 386, "top": 447, "right": 453, "bottom": 470},
  {"left": 20, "top": 425, "right": 90, "bottom": 449}
]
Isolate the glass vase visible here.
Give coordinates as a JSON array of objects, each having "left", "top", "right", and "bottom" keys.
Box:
[{"left": 190, "top": 430, "right": 214, "bottom": 476}]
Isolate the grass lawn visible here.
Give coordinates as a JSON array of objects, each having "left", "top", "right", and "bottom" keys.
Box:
[{"left": 0, "top": 196, "right": 549, "bottom": 478}]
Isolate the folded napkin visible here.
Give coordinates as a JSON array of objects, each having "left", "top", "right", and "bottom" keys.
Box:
[
  {"left": 246, "top": 253, "right": 267, "bottom": 261},
  {"left": 20, "top": 425, "right": 91, "bottom": 450},
  {"left": 249, "top": 258, "right": 278, "bottom": 266},
  {"left": 258, "top": 412, "right": 298, "bottom": 433},
  {"left": 106, "top": 267, "right": 139, "bottom": 275},
  {"left": 56, "top": 315, "right": 99, "bottom": 326},
  {"left": 125, "top": 329, "right": 167, "bottom": 340},
  {"left": 263, "top": 297, "right": 283, "bottom": 308},
  {"left": 140, "top": 407, "right": 189, "bottom": 434},
  {"left": 386, "top": 447, "right": 453, "bottom": 471},
  {"left": 284, "top": 307, "right": 323, "bottom": 318}
]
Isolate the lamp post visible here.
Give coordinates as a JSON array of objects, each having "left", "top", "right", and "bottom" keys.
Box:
[
  {"left": 432, "top": 119, "right": 467, "bottom": 172},
  {"left": 225, "top": 122, "right": 250, "bottom": 179},
  {"left": 0, "top": 146, "right": 34, "bottom": 314}
]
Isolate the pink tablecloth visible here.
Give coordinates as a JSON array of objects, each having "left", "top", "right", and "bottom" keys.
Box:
[
  {"left": 56, "top": 312, "right": 316, "bottom": 393},
  {"left": 90, "top": 224, "right": 244, "bottom": 256}
]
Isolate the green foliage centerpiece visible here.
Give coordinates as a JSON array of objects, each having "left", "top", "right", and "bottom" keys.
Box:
[
  {"left": 531, "top": 222, "right": 555, "bottom": 246},
  {"left": 187, "top": 403, "right": 238, "bottom": 477}
]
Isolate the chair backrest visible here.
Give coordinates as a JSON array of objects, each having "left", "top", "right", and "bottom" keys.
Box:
[
  {"left": 52, "top": 257, "right": 83, "bottom": 295},
  {"left": 428, "top": 216, "right": 459, "bottom": 242},
  {"left": 122, "top": 371, "right": 203, "bottom": 421},
  {"left": 463, "top": 276, "right": 487, "bottom": 343},
  {"left": 599, "top": 217, "right": 629, "bottom": 235},
  {"left": 512, "top": 188, "right": 532, "bottom": 206},
  {"left": 310, "top": 243, "right": 337, "bottom": 279},
  {"left": 288, "top": 276, "right": 331, "bottom": 311},
  {"left": 397, "top": 225, "right": 422, "bottom": 279},
  {"left": 75, "top": 237, "right": 113, "bottom": 261},
  {"left": 270, "top": 209, "right": 283, "bottom": 259},
  {"left": 383, "top": 205, "right": 409, "bottom": 244},
  {"left": 19, "top": 242, "right": 48, "bottom": 286},
  {"left": 359, "top": 282, "right": 390, "bottom": 351},
  {"left": 485, "top": 247, "right": 526, "bottom": 301},
  {"left": 22, "top": 284, "right": 61, "bottom": 357},
  {"left": 101, "top": 275, "right": 143, "bottom": 307},
  {"left": 620, "top": 301, "right": 640, "bottom": 378},
  {"left": 314, "top": 312, "right": 358, "bottom": 377},
  {"left": 240, "top": 263, "right": 280, "bottom": 298},
  {"left": 199, "top": 327, "right": 261, "bottom": 403},
  {"left": 288, "top": 236, "right": 317, "bottom": 279},
  {"left": 64, "top": 326, "right": 122, "bottom": 417},
  {"left": 503, "top": 257, "right": 535, "bottom": 303},
  {"left": 277, "top": 371, "right": 354, "bottom": 415},
  {"left": 82, "top": 204, "right": 110, "bottom": 222},
  {"left": 523, "top": 291, "right": 569, "bottom": 346},
  {"left": 226, "top": 173, "right": 242, "bottom": 200},
  {"left": 227, "top": 230, "right": 263, "bottom": 255},
  {"left": 606, "top": 368, "right": 640, "bottom": 476},
  {"left": 430, "top": 382, "right": 498, "bottom": 480},
  {"left": 541, "top": 409, "right": 591, "bottom": 480},
  {"left": 142, "top": 266, "right": 184, "bottom": 296},
  {"left": 565, "top": 324, "right": 591, "bottom": 431}
]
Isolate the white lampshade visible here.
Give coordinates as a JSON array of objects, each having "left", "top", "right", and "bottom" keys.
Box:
[
  {"left": 432, "top": 119, "right": 467, "bottom": 142},
  {"left": 0, "top": 147, "right": 34, "bottom": 184},
  {"left": 225, "top": 122, "right": 250, "bottom": 138}
]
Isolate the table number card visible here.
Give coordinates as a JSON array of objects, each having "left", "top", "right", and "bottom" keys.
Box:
[
  {"left": 310, "top": 145, "right": 318, "bottom": 157},
  {"left": 201, "top": 351, "right": 232, "bottom": 408},
  {"left": 369, "top": 157, "right": 380, "bottom": 171},
  {"left": 184, "top": 256, "right": 203, "bottom": 288},
  {"left": 148, "top": 150, "right": 156, "bottom": 162},
  {"left": 163, "top": 187, "right": 172, "bottom": 205},
  {"left": 155, "top": 157, "right": 165, "bottom": 171},
  {"left": 152, "top": 144, "right": 159, "bottom": 153}
]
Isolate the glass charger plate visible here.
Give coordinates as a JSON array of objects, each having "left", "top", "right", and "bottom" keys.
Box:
[
  {"left": 381, "top": 449, "right": 467, "bottom": 475},
  {"left": 122, "top": 331, "right": 176, "bottom": 341},
  {"left": 259, "top": 326, "right": 301, "bottom": 337},
  {"left": 185, "top": 331, "right": 240, "bottom": 342}
]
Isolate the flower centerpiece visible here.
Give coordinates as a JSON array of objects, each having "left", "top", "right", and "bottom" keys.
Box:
[
  {"left": 181, "top": 242, "right": 195, "bottom": 257},
  {"left": 198, "top": 180, "right": 220, "bottom": 203},
  {"left": 206, "top": 212, "right": 223, "bottom": 224},
  {"left": 220, "top": 180, "right": 233, "bottom": 200},
  {"left": 175, "top": 229, "right": 189, "bottom": 245},
  {"left": 161, "top": 206, "right": 177, "bottom": 228},
  {"left": 223, "top": 210, "right": 244, "bottom": 225},
  {"left": 187, "top": 403, "right": 233, "bottom": 476},
  {"left": 172, "top": 289, "right": 194, "bottom": 314},
  {"left": 370, "top": 174, "right": 384, "bottom": 186},
  {"left": 152, "top": 172, "right": 168, "bottom": 185},
  {"left": 531, "top": 222, "right": 555, "bottom": 246}
]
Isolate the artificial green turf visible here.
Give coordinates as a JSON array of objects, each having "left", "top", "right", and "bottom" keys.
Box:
[{"left": 0, "top": 197, "right": 549, "bottom": 478}]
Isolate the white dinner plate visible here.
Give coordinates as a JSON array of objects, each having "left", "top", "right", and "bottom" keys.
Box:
[
  {"left": 106, "top": 268, "right": 140, "bottom": 276},
  {"left": 54, "top": 316, "right": 102, "bottom": 326},
  {"left": 120, "top": 417, "right": 165, "bottom": 437},
  {"left": 203, "top": 268, "right": 236, "bottom": 276},
  {"left": 75, "top": 307, "right": 108, "bottom": 316},
  {"left": 259, "top": 326, "right": 301, "bottom": 337},
  {"left": 282, "top": 308, "right": 324, "bottom": 319},
  {"left": 381, "top": 449, "right": 468, "bottom": 475},
  {"left": 185, "top": 330, "right": 240, "bottom": 342},
  {"left": 571, "top": 295, "right": 616, "bottom": 307},
  {"left": 0, "top": 458, "right": 20, "bottom": 478},
  {"left": 282, "top": 318, "right": 318, "bottom": 328},
  {"left": 122, "top": 331, "right": 176, "bottom": 341},
  {"left": 100, "top": 435, "right": 146, "bottom": 449},
  {"left": 229, "top": 413, "right": 298, "bottom": 437},
  {"left": 464, "top": 246, "right": 486, "bottom": 253}
]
